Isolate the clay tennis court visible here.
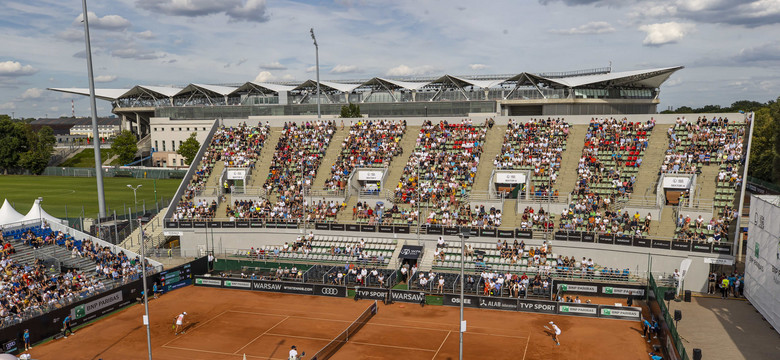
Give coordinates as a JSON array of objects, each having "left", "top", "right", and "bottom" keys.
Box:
[{"left": 28, "top": 286, "right": 654, "bottom": 359}]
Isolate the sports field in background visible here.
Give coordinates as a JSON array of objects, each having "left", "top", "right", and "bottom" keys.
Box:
[
  {"left": 0, "top": 175, "right": 181, "bottom": 218},
  {"left": 59, "top": 148, "right": 120, "bottom": 167}
]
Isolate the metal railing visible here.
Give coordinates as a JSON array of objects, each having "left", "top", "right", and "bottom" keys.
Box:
[{"left": 649, "top": 273, "right": 690, "bottom": 360}]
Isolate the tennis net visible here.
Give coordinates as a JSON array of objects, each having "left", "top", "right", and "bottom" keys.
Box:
[{"left": 311, "top": 300, "right": 378, "bottom": 360}]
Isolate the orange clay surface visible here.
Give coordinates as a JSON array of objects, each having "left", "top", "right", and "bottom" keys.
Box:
[{"left": 28, "top": 286, "right": 656, "bottom": 360}]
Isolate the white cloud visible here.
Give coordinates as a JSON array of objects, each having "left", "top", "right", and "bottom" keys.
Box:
[
  {"left": 111, "top": 48, "right": 166, "bottom": 60},
  {"left": 254, "top": 71, "right": 276, "bottom": 82},
  {"left": 21, "top": 88, "right": 43, "bottom": 99},
  {"left": 385, "top": 64, "right": 437, "bottom": 77},
  {"left": 260, "top": 61, "right": 287, "bottom": 70},
  {"left": 136, "top": 0, "right": 269, "bottom": 23},
  {"left": 137, "top": 30, "right": 156, "bottom": 39},
  {"left": 638, "top": 22, "right": 694, "bottom": 46},
  {"left": 0, "top": 61, "right": 38, "bottom": 77},
  {"left": 305, "top": 66, "right": 317, "bottom": 73},
  {"left": 74, "top": 12, "right": 132, "bottom": 31},
  {"left": 57, "top": 29, "right": 83, "bottom": 42},
  {"left": 0, "top": 102, "right": 15, "bottom": 110},
  {"left": 330, "top": 64, "right": 361, "bottom": 74},
  {"left": 664, "top": 77, "right": 682, "bottom": 87},
  {"left": 469, "top": 64, "right": 488, "bottom": 70},
  {"left": 551, "top": 21, "right": 616, "bottom": 35},
  {"left": 95, "top": 75, "right": 118, "bottom": 83}
]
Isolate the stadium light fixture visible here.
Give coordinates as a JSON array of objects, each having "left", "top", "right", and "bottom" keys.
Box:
[
  {"left": 458, "top": 227, "right": 470, "bottom": 360},
  {"left": 38, "top": 197, "right": 43, "bottom": 229},
  {"left": 310, "top": 28, "right": 321, "bottom": 119},
  {"left": 127, "top": 184, "right": 142, "bottom": 205},
  {"left": 80, "top": 0, "right": 107, "bottom": 218}
]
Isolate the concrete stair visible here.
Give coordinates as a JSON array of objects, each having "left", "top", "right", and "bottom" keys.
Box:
[
  {"left": 336, "top": 195, "right": 360, "bottom": 222},
  {"left": 471, "top": 125, "right": 504, "bottom": 193},
  {"left": 387, "top": 239, "right": 406, "bottom": 269},
  {"left": 556, "top": 125, "right": 588, "bottom": 197},
  {"left": 248, "top": 128, "right": 283, "bottom": 190},
  {"left": 214, "top": 195, "right": 232, "bottom": 220},
  {"left": 417, "top": 244, "right": 435, "bottom": 270},
  {"left": 312, "top": 127, "right": 349, "bottom": 189},
  {"left": 205, "top": 161, "right": 225, "bottom": 189},
  {"left": 9, "top": 239, "right": 95, "bottom": 273},
  {"left": 632, "top": 124, "right": 672, "bottom": 198},
  {"left": 651, "top": 206, "right": 678, "bottom": 238},
  {"left": 119, "top": 207, "right": 168, "bottom": 253},
  {"left": 695, "top": 165, "right": 719, "bottom": 205},
  {"left": 383, "top": 126, "right": 421, "bottom": 194}
]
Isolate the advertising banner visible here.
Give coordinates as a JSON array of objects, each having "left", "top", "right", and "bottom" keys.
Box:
[
  {"left": 222, "top": 280, "right": 252, "bottom": 289},
  {"left": 517, "top": 299, "right": 558, "bottom": 314},
  {"left": 745, "top": 195, "right": 780, "bottom": 335},
  {"left": 253, "top": 280, "right": 314, "bottom": 295},
  {"left": 602, "top": 286, "right": 645, "bottom": 296},
  {"left": 557, "top": 303, "right": 599, "bottom": 317},
  {"left": 194, "top": 277, "right": 223, "bottom": 287},
  {"left": 599, "top": 305, "right": 642, "bottom": 320},
  {"left": 558, "top": 283, "right": 598, "bottom": 293},
  {"left": 354, "top": 287, "right": 389, "bottom": 301},
  {"left": 442, "top": 294, "right": 479, "bottom": 308},
  {"left": 313, "top": 284, "right": 347, "bottom": 298},
  {"left": 390, "top": 289, "right": 426, "bottom": 303}
]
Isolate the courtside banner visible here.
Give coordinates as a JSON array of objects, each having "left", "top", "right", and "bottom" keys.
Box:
[
  {"left": 602, "top": 286, "right": 645, "bottom": 296},
  {"left": 193, "top": 276, "right": 223, "bottom": 288},
  {"left": 557, "top": 303, "right": 599, "bottom": 317},
  {"left": 517, "top": 299, "right": 558, "bottom": 314},
  {"left": 222, "top": 280, "right": 252, "bottom": 289},
  {"left": 474, "top": 296, "right": 517, "bottom": 311},
  {"left": 598, "top": 305, "right": 642, "bottom": 321},
  {"left": 314, "top": 284, "right": 346, "bottom": 298},
  {"left": 353, "top": 287, "right": 389, "bottom": 301},
  {"left": 390, "top": 289, "right": 426, "bottom": 303},
  {"left": 253, "top": 280, "right": 314, "bottom": 295},
  {"left": 442, "top": 294, "right": 479, "bottom": 308},
  {"left": 557, "top": 283, "right": 598, "bottom": 293}
]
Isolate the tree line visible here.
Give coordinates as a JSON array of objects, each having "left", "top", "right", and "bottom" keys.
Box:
[{"left": 0, "top": 116, "right": 55, "bottom": 175}]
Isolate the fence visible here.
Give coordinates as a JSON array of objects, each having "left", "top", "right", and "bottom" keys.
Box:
[
  {"left": 41, "top": 166, "right": 187, "bottom": 179},
  {"left": 649, "top": 273, "right": 689, "bottom": 360}
]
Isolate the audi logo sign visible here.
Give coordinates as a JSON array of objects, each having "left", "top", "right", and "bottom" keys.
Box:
[
  {"left": 314, "top": 284, "right": 346, "bottom": 297},
  {"left": 321, "top": 288, "right": 339, "bottom": 295}
]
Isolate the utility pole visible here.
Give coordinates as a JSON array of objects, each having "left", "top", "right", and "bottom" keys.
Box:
[
  {"left": 310, "top": 28, "right": 321, "bottom": 119},
  {"left": 81, "top": 0, "right": 106, "bottom": 217}
]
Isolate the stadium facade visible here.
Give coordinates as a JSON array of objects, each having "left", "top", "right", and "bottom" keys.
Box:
[{"left": 49, "top": 66, "right": 682, "bottom": 138}]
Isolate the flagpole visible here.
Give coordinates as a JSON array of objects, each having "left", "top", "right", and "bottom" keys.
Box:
[{"left": 140, "top": 219, "right": 153, "bottom": 360}]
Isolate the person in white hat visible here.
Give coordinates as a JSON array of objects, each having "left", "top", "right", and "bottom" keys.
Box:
[
  {"left": 549, "top": 321, "right": 561, "bottom": 345},
  {"left": 174, "top": 312, "right": 188, "bottom": 335},
  {"left": 288, "top": 345, "right": 300, "bottom": 360}
]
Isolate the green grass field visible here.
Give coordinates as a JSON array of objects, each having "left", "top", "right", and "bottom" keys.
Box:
[
  {"left": 0, "top": 175, "right": 182, "bottom": 218},
  {"left": 60, "top": 148, "right": 119, "bottom": 167}
]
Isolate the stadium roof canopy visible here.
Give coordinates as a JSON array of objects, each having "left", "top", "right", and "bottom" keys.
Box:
[
  {"left": 359, "top": 77, "right": 430, "bottom": 91},
  {"left": 428, "top": 75, "right": 509, "bottom": 89},
  {"left": 48, "top": 88, "right": 130, "bottom": 101},
  {"left": 176, "top": 83, "right": 237, "bottom": 97},
  {"left": 231, "top": 81, "right": 296, "bottom": 95},
  {"left": 121, "top": 85, "right": 181, "bottom": 98},
  {"left": 530, "top": 66, "right": 683, "bottom": 89},
  {"left": 294, "top": 80, "right": 360, "bottom": 93}
]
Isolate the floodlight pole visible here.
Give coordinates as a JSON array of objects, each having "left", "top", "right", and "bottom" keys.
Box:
[
  {"left": 459, "top": 227, "right": 469, "bottom": 360},
  {"left": 310, "top": 28, "right": 321, "bottom": 119},
  {"left": 38, "top": 197, "right": 43, "bottom": 228},
  {"left": 735, "top": 111, "right": 755, "bottom": 260},
  {"left": 128, "top": 184, "right": 142, "bottom": 206},
  {"left": 139, "top": 218, "right": 153, "bottom": 360},
  {"left": 81, "top": 0, "right": 106, "bottom": 218}
]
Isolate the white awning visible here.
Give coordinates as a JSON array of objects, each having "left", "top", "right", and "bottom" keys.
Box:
[
  {"left": 20, "top": 199, "right": 64, "bottom": 224},
  {"left": 0, "top": 199, "right": 24, "bottom": 226}
]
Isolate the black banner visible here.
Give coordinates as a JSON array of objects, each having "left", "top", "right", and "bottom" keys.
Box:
[
  {"left": 712, "top": 243, "right": 732, "bottom": 254},
  {"left": 443, "top": 227, "right": 460, "bottom": 236},
  {"left": 598, "top": 305, "right": 642, "bottom": 321},
  {"left": 221, "top": 221, "right": 236, "bottom": 228},
  {"left": 691, "top": 243, "right": 712, "bottom": 253},
  {"left": 582, "top": 233, "right": 595, "bottom": 243},
  {"left": 378, "top": 225, "right": 394, "bottom": 233},
  {"left": 314, "top": 284, "right": 347, "bottom": 298},
  {"left": 556, "top": 303, "right": 599, "bottom": 317},
  {"left": 194, "top": 276, "right": 223, "bottom": 288},
  {"left": 394, "top": 226, "right": 410, "bottom": 234},
  {"left": 480, "top": 229, "right": 497, "bottom": 238},
  {"left": 353, "top": 287, "right": 389, "bottom": 301},
  {"left": 442, "top": 294, "right": 479, "bottom": 308},
  {"left": 235, "top": 221, "right": 250, "bottom": 228},
  {"left": 165, "top": 221, "right": 179, "bottom": 228},
  {"left": 252, "top": 280, "right": 314, "bottom": 295},
  {"left": 190, "top": 222, "right": 204, "bottom": 229},
  {"left": 672, "top": 241, "right": 691, "bottom": 251},
  {"left": 598, "top": 234, "right": 615, "bottom": 245},
  {"left": 330, "top": 223, "right": 345, "bottom": 231},
  {"left": 615, "top": 236, "right": 632, "bottom": 246},
  {"left": 399, "top": 245, "right": 424, "bottom": 259},
  {"left": 554, "top": 231, "right": 569, "bottom": 241},
  {"left": 250, "top": 221, "right": 264, "bottom": 228},
  {"left": 315, "top": 223, "right": 330, "bottom": 230},
  {"left": 427, "top": 226, "right": 443, "bottom": 235},
  {"left": 517, "top": 299, "right": 558, "bottom": 314},
  {"left": 346, "top": 224, "right": 360, "bottom": 232},
  {"left": 389, "top": 289, "right": 426, "bottom": 303},
  {"left": 652, "top": 239, "right": 671, "bottom": 250},
  {"left": 208, "top": 221, "right": 221, "bottom": 228},
  {"left": 633, "top": 237, "right": 651, "bottom": 248},
  {"left": 360, "top": 225, "right": 376, "bottom": 232},
  {"left": 265, "top": 221, "right": 277, "bottom": 229},
  {"left": 497, "top": 229, "right": 515, "bottom": 238},
  {"left": 468, "top": 228, "right": 479, "bottom": 237},
  {"left": 516, "top": 230, "right": 533, "bottom": 239},
  {"left": 568, "top": 231, "right": 583, "bottom": 242}
]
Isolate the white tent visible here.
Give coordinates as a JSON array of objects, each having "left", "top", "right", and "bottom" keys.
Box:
[
  {"left": 20, "top": 199, "right": 64, "bottom": 225},
  {"left": 0, "top": 199, "right": 25, "bottom": 226}
]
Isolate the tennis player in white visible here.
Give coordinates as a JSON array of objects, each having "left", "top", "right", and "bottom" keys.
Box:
[
  {"left": 174, "top": 312, "right": 187, "bottom": 335},
  {"left": 549, "top": 321, "right": 561, "bottom": 345}
]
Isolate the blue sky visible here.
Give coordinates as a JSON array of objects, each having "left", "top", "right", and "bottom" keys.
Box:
[{"left": 2, "top": 0, "right": 780, "bottom": 118}]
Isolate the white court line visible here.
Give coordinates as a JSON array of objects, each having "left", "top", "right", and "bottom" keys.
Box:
[
  {"left": 233, "top": 315, "right": 290, "bottom": 354},
  {"left": 522, "top": 333, "right": 531, "bottom": 360},
  {"left": 161, "top": 309, "right": 230, "bottom": 347},
  {"left": 260, "top": 333, "right": 436, "bottom": 352},
  {"left": 161, "top": 345, "right": 285, "bottom": 359},
  {"left": 432, "top": 330, "right": 451, "bottom": 359}
]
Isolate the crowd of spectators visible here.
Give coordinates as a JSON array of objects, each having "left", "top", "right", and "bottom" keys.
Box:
[
  {"left": 223, "top": 197, "right": 343, "bottom": 223},
  {"left": 264, "top": 120, "right": 336, "bottom": 194},
  {"left": 560, "top": 209, "right": 652, "bottom": 236},
  {"left": 352, "top": 202, "right": 419, "bottom": 226},
  {"left": 518, "top": 206, "right": 554, "bottom": 230},
  {"left": 426, "top": 204, "right": 502, "bottom": 228},
  {"left": 662, "top": 116, "right": 744, "bottom": 174},
  {"left": 175, "top": 123, "right": 269, "bottom": 221},
  {"left": 324, "top": 120, "right": 407, "bottom": 190},
  {"left": 560, "top": 117, "right": 654, "bottom": 233},
  {"left": 494, "top": 118, "right": 569, "bottom": 197},
  {"left": 675, "top": 213, "right": 731, "bottom": 243}
]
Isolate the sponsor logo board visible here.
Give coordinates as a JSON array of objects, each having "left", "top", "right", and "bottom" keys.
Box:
[
  {"left": 390, "top": 289, "right": 426, "bottom": 303},
  {"left": 559, "top": 284, "right": 598, "bottom": 293},
  {"left": 602, "top": 287, "right": 645, "bottom": 296},
  {"left": 557, "top": 304, "right": 598, "bottom": 316},
  {"left": 194, "top": 278, "right": 222, "bottom": 287},
  {"left": 71, "top": 291, "right": 122, "bottom": 320},
  {"left": 223, "top": 280, "right": 251, "bottom": 289}
]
